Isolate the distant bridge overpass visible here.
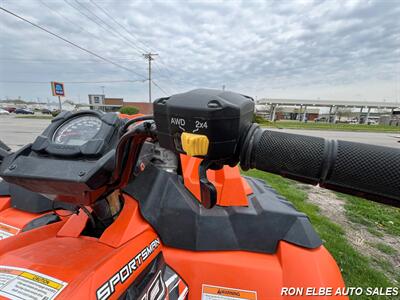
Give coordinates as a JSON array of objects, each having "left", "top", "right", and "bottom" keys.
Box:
[{"left": 257, "top": 98, "right": 399, "bottom": 123}]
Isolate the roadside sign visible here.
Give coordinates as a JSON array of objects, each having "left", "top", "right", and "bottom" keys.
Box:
[{"left": 51, "top": 81, "right": 65, "bottom": 97}]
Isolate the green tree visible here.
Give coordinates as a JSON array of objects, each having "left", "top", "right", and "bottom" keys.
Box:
[
  {"left": 336, "top": 108, "right": 353, "bottom": 122},
  {"left": 119, "top": 106, "right": 139, "bottom": 115}
]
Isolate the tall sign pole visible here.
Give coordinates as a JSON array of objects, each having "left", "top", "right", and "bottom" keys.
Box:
[{"left": 143, "top": 53, "right": 158, "bottom": 103}]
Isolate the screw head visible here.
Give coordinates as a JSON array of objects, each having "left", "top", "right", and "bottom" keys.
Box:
[
  {"left": 9, "top": 165, "right": 16, "bottom": 170},
  {"left": 78, "top": 171, "right": 86, "bottom": 177}
]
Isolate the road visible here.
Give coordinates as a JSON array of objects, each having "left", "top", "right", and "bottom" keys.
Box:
[
  {"left": 0, "top": 115, "right": 50, "bottom": 150},
  {"left": 0, "top": 115, "right": 399, "bottom": 150}
]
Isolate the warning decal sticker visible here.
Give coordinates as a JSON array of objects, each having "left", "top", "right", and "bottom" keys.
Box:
[
  {"left": 0, "top": 266, "right": 68, "bottom": 300},
  {"left": 0, "top": 223, "right": 20, "bottom": 240},
  {"left": 202, "top": 284, "right": 257, "bottom": 300}
]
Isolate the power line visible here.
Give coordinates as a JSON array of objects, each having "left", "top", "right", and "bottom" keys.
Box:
[
  {"left": 152, "top": 63, "right": 173, "bottom": 80},
  {"left": 38, "top": 0, "right": 98, "bottom": 40},
  {"left": 63, "top": 0, "right": 137, "bottom": 52},
  {"left": 0, "top": 58, "right": 142, "bottom": 63},
  {"left": 68, "top": 0, "right": 144, "bottom": 56},
  {"left": 156, "top": 56, "right": 176, "bottom": 78},
  {"left": 39, "top": 0, "right": 141, "bottom": 63},
  {"left": 84, "top": 0, "right": 179, "bottom": 87},
  {"left": 59, "top": 1, "right": 176, "bottom": 95},
  {"left": 0, "top": 79, "right": 145, "bottom": 84},
  {"left": 151, "top": 64, "right": 177, "bottom": 94},
  {"left": 151, "top": 80, "right": 169, "bottom": 96},
  {"left": 64, "top": 0, "right": 168, "bottom": 100},
  {"left": 0, "top": 6, "right": 147, "bottom": 79},
  {"left": 83, "top": 1, "right": 178, "bottom": 96},
  {"left": 89, "top": 0, "right": 152, "bottom": 53}
]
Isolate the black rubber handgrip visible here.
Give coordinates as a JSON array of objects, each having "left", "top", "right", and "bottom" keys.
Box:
[{"left": 242, "top": 128, "right": 400, "bottom": 207}]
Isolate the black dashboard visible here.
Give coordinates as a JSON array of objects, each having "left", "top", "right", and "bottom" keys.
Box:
[{"left": 0, "top": 111, "right": 123, "bottom": 205}]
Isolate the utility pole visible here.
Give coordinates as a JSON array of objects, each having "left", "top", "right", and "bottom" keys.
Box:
[{"left": 143, "top": 53, "right": 158, "bottom": 103}]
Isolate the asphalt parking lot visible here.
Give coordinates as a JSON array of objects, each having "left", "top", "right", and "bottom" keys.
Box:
[
  {"left": 0, "top": 115, "right": 51, "bottom": 150},
  {"left": 0, "top": 115, "right": 399, "bottom": 151}
]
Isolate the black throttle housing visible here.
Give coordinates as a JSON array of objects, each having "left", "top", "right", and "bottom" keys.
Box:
[{"left": 154, "top": 89, "right": 254, "bottom": 164}]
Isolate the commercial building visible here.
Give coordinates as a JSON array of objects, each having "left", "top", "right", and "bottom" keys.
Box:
[
  {"left": 257, "top": 98, "right": 399, "bottom": 124},
  {"left": 88, "top": 94, "right": 153, "bottom": 114}
]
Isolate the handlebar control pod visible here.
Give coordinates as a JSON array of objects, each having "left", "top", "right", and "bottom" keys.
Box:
[{"left": 240, "top": 127, "right": 400, "bottom": 207}]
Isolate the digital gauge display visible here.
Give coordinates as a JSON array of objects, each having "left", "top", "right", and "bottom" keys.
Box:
[{"left": 52, "top": 115, "right": 102, "bottom": 146}]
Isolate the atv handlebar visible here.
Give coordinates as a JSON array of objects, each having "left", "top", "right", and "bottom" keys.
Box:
[{"left": 241, "top": 128, "right": 400, "bottom": 207}]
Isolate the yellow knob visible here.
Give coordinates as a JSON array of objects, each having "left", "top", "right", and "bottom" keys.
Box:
[{"left": 181, "top": 132, "right": 209, "bottom": 156}]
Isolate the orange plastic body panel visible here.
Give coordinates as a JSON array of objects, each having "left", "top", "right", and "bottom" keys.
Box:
[
  {"left": 118, "top": 113, "right": 144, "bottom": 120},
  {"left": 0, "top": 196, "right": 67, "bottom": 240},
  {"left": 0, "top": 195, "right": 161, "bottom": 300},
  {"left": 180, "top": 155, "right": 252, "bottom": 206},
  {"left": 0, "top": 197, "right": 10, "bottom": 211},
  {"left": 0, "top": 194, "right": 347, "bottom": 299},
  {"left": 163, "top": 242, "right": 347, "bottom": 299}
]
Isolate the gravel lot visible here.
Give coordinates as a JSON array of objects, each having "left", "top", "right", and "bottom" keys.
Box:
[{"left": 0, "top": 115, "right": 399, "bottom": 150}]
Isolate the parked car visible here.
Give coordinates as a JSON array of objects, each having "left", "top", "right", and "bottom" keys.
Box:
[
  {"left": 15, "top": 108, "right": 34, "bottom": 115},
  {"left": 41, "top": 108, "right": 52, "bottom": 114},
  {"left": 367, "top": 119, "right": 378, "bottom": 125},
  {"left": 4, "top": 107, "right": 16, "bottom": 113},
  {"left": 0, "top": 108, "right": 10, "bottom": 115},
  {"left": 314, "top": 117, "right": 327, "bottom": 122}
]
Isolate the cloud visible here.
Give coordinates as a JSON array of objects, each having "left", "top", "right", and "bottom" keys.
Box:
[{"left": 0, "top": 0, "right": 399, "bottom": 102}]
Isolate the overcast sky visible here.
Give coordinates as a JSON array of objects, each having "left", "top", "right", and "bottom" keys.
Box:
[{"left": 0, "top": 0, "right": 399, "bottom": 103}]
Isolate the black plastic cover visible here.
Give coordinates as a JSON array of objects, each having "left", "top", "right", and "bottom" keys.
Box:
[
  {"left": 0, "top": 181, "right": 76, "bottom": 213},
  {"left": 10, "top": 184, "right": 76, "bottom": 213},
  {"left": 0, "top": 111, "right": 122, "bottom": 205},
  {"left": 154, "top": 89, "right": 254, "bottom": 161},
  {"left": 0, "top": 145, "right": 115, "bottom": 202},
  {"left": 123, "top": 165, "right": 322, "bottom": 253},
  {"left": 8, "top": 184, "right": 56, "bottom": 212},
  {"left": 22, "top": 213, "right": 61, "bottom": 232},
  {"left": 0, "top": 179, "right": 9, "bottom": 195}
]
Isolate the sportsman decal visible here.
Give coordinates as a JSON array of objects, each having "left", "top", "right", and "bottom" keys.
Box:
[{"left": 97, "top": 238, "right": 161, "bottom": 300}]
